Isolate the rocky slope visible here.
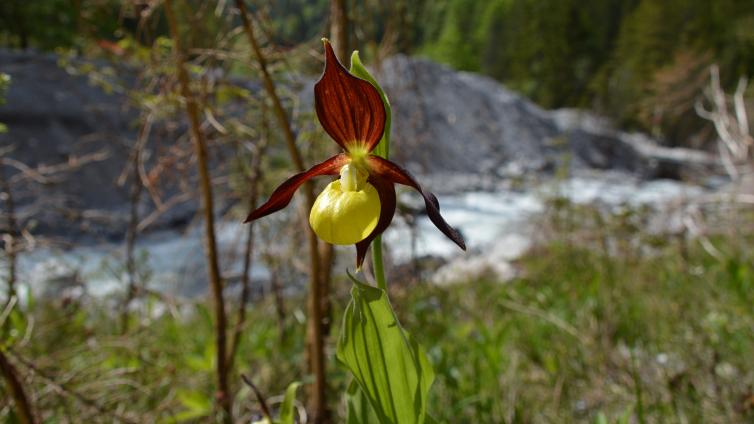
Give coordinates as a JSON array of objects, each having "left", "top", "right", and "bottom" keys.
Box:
[
  {"left": 374, "top": 55, "right": 717, "bottom": 183},
  {"left": 0, "top": 50, "right": 719, "bottom": 241}
]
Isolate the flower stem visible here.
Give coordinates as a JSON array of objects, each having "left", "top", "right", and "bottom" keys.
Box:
[
  {"left": 372, "top": 234, "right": 387, "bottom": 291},
  {"left": 349, "top": 50, "right": 391, "bottom": 293}
]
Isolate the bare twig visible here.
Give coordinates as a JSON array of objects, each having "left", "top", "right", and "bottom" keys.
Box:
[
  {"left": 0, "top": 296, "right": 16, "bottom": 328},
  {"left": 0, "top": 161, "right": 19, "bottom": 304},
  {"left": 270, "top": 263, "right": 287, "bottom": 342},
  {"left": 682, "top": 205, "right": 724, "bottom": 261},
  {"left": 695, "top": 65, "right": 753, "bottom": 179},
  {"left": 136, "top": 191, "right": 193, "bottom": 232},
  {"left": 120, "top": 117, "right": 150, "bottom": 334},
  {"left": 227, "top": 106, "right": 269, "bottom": 374},
  {"left": 0, "top": 349, "right": 38, "bottom": 424},
  {"left": 1, "top": 151, "right": 109, "bottom": 185},
  {"left": 241, "top": 374, "right": 274, "bottom": 422},
  {"left": 233, "top": 1, "right": 328, "bottom": 421},
  {"left": 164, "top": 1, "right": 232, "bottom": 422}
]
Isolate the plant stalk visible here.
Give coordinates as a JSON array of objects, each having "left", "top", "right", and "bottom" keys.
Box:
[
  {"left": 0, "top": 349, "right": 38, "bottom": 424},
  {"left": 227, "top": 112, "right": 267, "bottom": 373},
  {"left": 164, "top": 1, "right": 232, "bottom": 421},
  {"left": 371, "top": 235, "right": 387, "bottom": 291},
  {"left": 0, "top": 162, "right": 18, "bottom": 305},
  {"left": 234, "top": 1, "right": 328, "bottom": 421},
  {"left": 120, "top": 119, "right": 147, "bottom": 334}
]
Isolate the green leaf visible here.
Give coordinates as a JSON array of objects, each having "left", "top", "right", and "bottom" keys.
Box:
[
  {"left": 186, "top": 341, "right": 214, "bottom": 372},
  {"left": 346, "top": 380, "right": 380, "bottom": 424},
  {"left": 278, "top": 381, "right": 301, "bottom": 424},
  {"left": 337, "top": 281, "right": 435, "bottom": 424},
  {"left": 617, "top": 406, "right": 634, "bottom": 424},
  {"left": 173, "top": 389, "right": 212, "bottom": 422},
  {"left": 349, "top": 51, "right": 391, "bottom": 159}
]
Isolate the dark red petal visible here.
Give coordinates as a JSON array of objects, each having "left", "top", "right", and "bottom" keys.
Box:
[
  {"left": 355, "top": 175, "right": 396, "bottom": 268},
  {"left": 244, "top": 154, "right": 348, "bottom": 223},
  {"left": 314, "top": 40, "right": 386, "bottom": 152},
  {"left": 367, "top": 156, "right": 466, "bottom": 251}
]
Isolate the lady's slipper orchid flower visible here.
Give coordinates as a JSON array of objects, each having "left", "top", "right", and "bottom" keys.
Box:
[{"left": 245, "top": 40, "right": 465, "bottom": 267}]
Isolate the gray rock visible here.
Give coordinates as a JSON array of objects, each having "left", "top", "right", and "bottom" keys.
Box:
[
  {"left": 298, "top": 55, "right": 719, "bottom": 187},
  {"left": 0, "top": 49, "right": 720, "bottom": 242},
  {"left": 0, "top": 50, "right": 134, "bottom": 238},
  {"left": 0, "top": 49, "right": 198, "bottom": 241},
  {"left": 371, "top": 55, "right": 719, "bottom": 181},
  {"left": 431, "top": 233, "right": 530, "bottom": 285},
  {"left": 377, "top": 56, "right": 558, "bottom": 175},
  {"left": 552, "top": 109, "right": 719, "bottom": 179}
]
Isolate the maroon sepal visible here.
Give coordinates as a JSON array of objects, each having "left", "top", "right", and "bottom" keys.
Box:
[
  {"left": 314, "top": 40, "right": 386, "bottom": 153},
  {"left": 244, "top": 153, "right": 348, "bottom": 223},
  {"left": 367, "top": 156, "right": 466, "bottom": 251},
  {"left": 355, "top": 175, "right": 397, "bottom": 268}
]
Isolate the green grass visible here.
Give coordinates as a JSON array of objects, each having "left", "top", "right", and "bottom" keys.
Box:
[
  {"left": 395, "top": 239, "right": 754, "bottom": 423},
  {"left": 2, "top": 219, "right": 754, "bottom": 423}
]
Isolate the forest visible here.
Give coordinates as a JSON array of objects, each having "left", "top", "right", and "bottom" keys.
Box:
[{"left": 1, "top": 1, "right": 753, "bottom": 423}]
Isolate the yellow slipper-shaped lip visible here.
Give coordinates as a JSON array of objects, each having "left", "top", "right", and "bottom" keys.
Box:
[{"left": 309, "top": 179, "right": 380, "bottom": 245}]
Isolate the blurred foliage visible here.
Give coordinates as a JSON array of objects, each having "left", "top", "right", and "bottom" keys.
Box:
[
  {"left": 0, "top": 0, "right": 121, "bottom": 50},
  {"left": 413, "top": 0, "right": 754, "bottom": 145},
  {"left": 3, "top": 0, "right": 753, "bottom": 144},
  {"left": 266, "top": 0, "right": 329, "bottom": 46}
]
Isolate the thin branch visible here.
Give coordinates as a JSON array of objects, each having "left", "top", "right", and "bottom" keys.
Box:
[
  {"left": 233, "top": 1, "right": 327, "bottom": 421},
  {"left": 164, "top": 1, "right": 232, "bottom": 422},
  {"left": 1, "top": 151, "right": 109, "bottom": 185},
  {"left": 0, "top": 161, "right": 19, "bottom": 304},
  {"left": 734, "top": 77, "right": 749, "bottom": 137},
  {"left": 0, "top": 349, "right": 37, "bottom": 424},
  {"left": 241, "top": 374, "right": 273, "bottom": 422},
  {"left": 120, "top": 123, "right": 146, "bottom": 334},
  {"left": 227, "top": 106, "right": 268, "bottom": 373},
  {"left": 136, "top": 192, "right": 192, "bottom": 232},
  {"left": 696, "top": 65, "right": 753, "bottom": 179}
]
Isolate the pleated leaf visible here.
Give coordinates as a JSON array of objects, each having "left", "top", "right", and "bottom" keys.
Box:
[
  {"left": 346, "top": 380, "right": 381, "bottom": 424},
  {"left": 337, "top": 280, "right": 435, "bottom": 424},
  {"left": 278, "top": 381, "right": 301, "bottom": 424}
]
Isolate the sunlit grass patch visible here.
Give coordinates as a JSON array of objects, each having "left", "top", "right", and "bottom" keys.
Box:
[{"left": 395, "top": 233, "right": 754, "bottom": 423}]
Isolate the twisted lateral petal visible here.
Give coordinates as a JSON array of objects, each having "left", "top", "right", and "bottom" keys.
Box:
[
  {"left": 355, "top": 175, "right": 397, "bottom": 268},
  {"left": 314, "top": 40, "right": 386, "bottom": 152},
  {"left": 367, "top": 156, "right": 466, "bottom": 251},
  {"left": 244, "top": 153, "right": 348, "bottom": 223}
]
